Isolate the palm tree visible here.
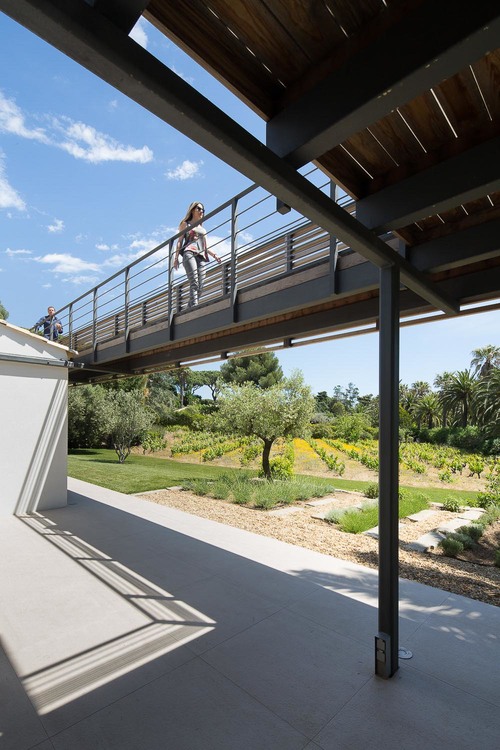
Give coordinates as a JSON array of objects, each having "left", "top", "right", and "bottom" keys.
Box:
[
  {"left": 475, "top": 368, "right": 500, "bottom": 437},
  {"left": 439, "top": 370, "right": 477, "bottom": 428},
  {"left": 471, "top": 345, "right": 500, "bottom": 378},
  {"left": 415, "top": 393, "right": 441, "bottom": 429},
  {"left": 433, "top": 371, "right": 454, "bottom": 426}
]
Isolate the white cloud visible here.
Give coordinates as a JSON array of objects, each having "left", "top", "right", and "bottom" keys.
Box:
[
  {"left": 129, "top": 18, "right": 149, "bottom": 48},
  {"left": 42, "top": 283, "right": 52, "bottom": 288},
  {"left": 62, "top": 274, "right": 100, "bottom": 285},
  {"left": 0, "top": 90, "right": 48, "bottom": 143},
  {"left": 0, "top": 89, "right": 153, "bottom": 165},
  {"left": 47, "top": 218, "right": 64, "bottom": 233},
  {"left": 34, "top": 253, "right": 100, "bottom": 275},
  {"left": 0, "top": 154, "right": 26, "bottom": 211},
  {"left": 96, "top": 242, "right": 119, "bottom": 251},
  {"left": 5, "top": 248, "right": 32, "bottom": 256},
  {"left": 56, "top": 119, "right": 153, "bottom": 164},
  {"left": 166, "top": 159, "right": 203, "bottom": 181}
]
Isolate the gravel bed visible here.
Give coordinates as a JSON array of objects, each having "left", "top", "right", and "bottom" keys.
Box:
[{"left": 139, "top": 489, "right": 500, "bottom": 607}]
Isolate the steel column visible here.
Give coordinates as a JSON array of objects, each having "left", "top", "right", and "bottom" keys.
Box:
[
  {"left": 375, "top": 264, "right": 400, "bottom": 679},
  {"left": 329, "top": 181, "right": 338, "bottom": 294},
  {"left": 230, "top": 196, "right": 239, "bottom": 321}
]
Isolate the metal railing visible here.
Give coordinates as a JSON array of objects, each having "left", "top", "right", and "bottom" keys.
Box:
[{"left": 56, "top": 169, "right": 355, "bottom": 353}]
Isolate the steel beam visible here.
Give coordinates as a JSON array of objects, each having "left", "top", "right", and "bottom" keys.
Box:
[
  {"left": 87, "top": 0, "right": 149, "bottom": 33},
  {"left": 356, "top": 137, "right": 500, "bottom": 232},
  {"left": 266, "top": 1, "right": 500, "bottom": 165},
  {"left": 0, "top": 0, "right": 458, "bottom": 316},
  {"left": 376, "top": 265, "right": 400, "bottom": 679}
]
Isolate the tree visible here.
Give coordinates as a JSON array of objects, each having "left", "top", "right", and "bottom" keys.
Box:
[
  {"left": 220, "top": 351, "right": 283, "bottom": 389},
  {"left": 439, "top": 370, "right": 477, "bottom": 428},
  {"left": 471, "top": 345, "right": 500, "bottom": 378},
  {"left": 109, "top": 391, "right": 154, "bottom": 463},
  {"left": 414, "top": 393, "right": 441, "bottom": 429},
  {"left": 68, "top": 384, "right": 114, "bottom": 448},
  {"left": 0, "top": 300, "right": 8, "bottom": 320},
  {"left": 475, "top": 368, "right": 500, "bottom": 438},
  {"left": 216, "top": 371, "right": 314, "bottom": 478},
  {"left": 195, "top": 370, "right": 223, "bottom": 403},
  {"left": 433, "top": 371, "right": 454, "bottom": 426}
]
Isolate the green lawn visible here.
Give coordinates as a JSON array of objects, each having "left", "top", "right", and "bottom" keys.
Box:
[{"left": 68, "top": 449, "right": 480, "bottom": 504}]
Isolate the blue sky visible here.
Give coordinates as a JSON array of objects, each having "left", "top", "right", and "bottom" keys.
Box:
[{"left": 1, "top": 13, "right": 498, "bottom": 396}]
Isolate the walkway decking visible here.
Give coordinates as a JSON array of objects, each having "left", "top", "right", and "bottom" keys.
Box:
[{"left": 1, "top": 478, "right": 499, "bottom": 749}]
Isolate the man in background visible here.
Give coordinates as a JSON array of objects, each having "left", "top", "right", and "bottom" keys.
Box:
[{"left": 33, "top": 306, "right": 63, "bottom": 341}]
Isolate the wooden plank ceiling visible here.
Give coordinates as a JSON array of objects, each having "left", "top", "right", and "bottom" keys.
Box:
[{"left": 145, "top": 0, "right": 500, "bottom": 249}]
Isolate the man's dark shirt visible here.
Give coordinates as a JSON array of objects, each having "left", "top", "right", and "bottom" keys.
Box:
[{"left": 34, "top": 315, "right": 63, "bottom": 341}]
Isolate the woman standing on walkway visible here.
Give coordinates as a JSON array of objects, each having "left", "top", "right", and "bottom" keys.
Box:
[{"left": 173, "top": 201, "right": 221, "bottom": 307}]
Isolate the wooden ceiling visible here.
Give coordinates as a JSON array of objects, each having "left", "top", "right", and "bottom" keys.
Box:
[
  {"left": 2, "top": 0, "right": 500, "bottom": 315},
  {"left": 145, "top": 0, "right": 500, "bottom": 248}
]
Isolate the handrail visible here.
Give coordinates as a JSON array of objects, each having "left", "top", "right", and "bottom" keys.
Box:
[{"left": 57, "top": 169, "right": 355, "bottom": 353}]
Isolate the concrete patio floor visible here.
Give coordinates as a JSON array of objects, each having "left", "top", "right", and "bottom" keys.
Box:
[{"left": 1, "top": 477, "right": 499, "bottom": 750}]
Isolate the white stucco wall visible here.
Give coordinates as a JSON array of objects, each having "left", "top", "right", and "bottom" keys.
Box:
[{"left": 0, "top": 321, "right": 72, "bottom": 516}]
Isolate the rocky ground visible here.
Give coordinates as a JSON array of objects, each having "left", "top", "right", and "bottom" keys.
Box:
[{"left": 139, "top": 486, "right": 500, "bottom": 607}]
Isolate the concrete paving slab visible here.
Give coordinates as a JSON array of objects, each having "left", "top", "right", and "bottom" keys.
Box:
[
  {"left": 406, "top": 531, "right": 444, "bottom": 552},
  {"left": 458, "top": 509, "right": 484, "bottom": 521},
  {"left": 406, "top": 509, "right": 439, "bottom": 522},
  {"left": 267, "top": 506, "right": 303, "bottom": 516},
  {"left": 363, "top": 524, "right": 402, "bottom": 539},
  {"left": 305, "top": 497, "right": 338, "bottom": 507},
  {"left": 436, "top": 519, "right": 471, "bottom": 533}
]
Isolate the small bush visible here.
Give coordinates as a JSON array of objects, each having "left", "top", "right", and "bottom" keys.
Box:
[
  {"left": 324, "top": 508, "right": 347, "bottom": 524},
  {"left": 447, "top": 532, "right": 474, "bottom": 550},
  {"left": 265, "top": 456, "right": 294, "bottom": 481},
  {"left": 439, "top": 537, "right": 464, "bottom": 557},
  {"left": 495, "top": 549, "right": 500, "bottom": 568},
  {"left": 364, "top": 483, "right": 379, "bottom": 499},
  {"left": 442, "top": 497, "right": 461, "bottom": 513},
  {"left": 456, "top": 524, "right": 483, "bottom": 542}
]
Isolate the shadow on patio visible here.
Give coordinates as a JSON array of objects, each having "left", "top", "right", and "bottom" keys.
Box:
[{"left": 1, "top": 478, "right": 499, "bottom": 749}]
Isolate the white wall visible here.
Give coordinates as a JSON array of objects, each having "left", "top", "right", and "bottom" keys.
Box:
[{"left": 0, "top": 322, "right": 70, "bottom": 516}]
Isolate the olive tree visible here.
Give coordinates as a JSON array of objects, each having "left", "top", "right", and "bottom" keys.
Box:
[
  {"left": 109, "top": 390, "right": 154, "bottom": 463},
  {"left": 216, "top": 371, "right": 314, "bottom": 479}
]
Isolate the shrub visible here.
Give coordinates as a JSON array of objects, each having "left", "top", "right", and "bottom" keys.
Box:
[
  {"left": 468, "top": 457, "right": 485, "bottom": 478},
  {"left": 426, "top": 427, "right": 451, "bottom": 445},
  {"left": 364, "top": 483, "right": 379, "bottom": 499},
  {"left": 438, "top": 469, "right": 453, "bottom": 483},
  {"left": 324, "top": 508, "right": 347, "bottom": 524},
  {"left": 483, "top": 438, "right": 500, "bottom": 456},
  {"left": 141, "top": 430, "right": 167, "bottom": 454},
  {"left": 310, "top": 423, "right": 335, "bottom": 439},
  {"left": 442, "top": 497, "right": 461, "bottom": 513},
  {"left": 476, "top": 475, "right": 500, "bottom": 508},
  {"left": 495, "top": 550, "right": 500, "bottom": 568},
  {"left": 456, "top": 524, "right": 483, "bottom": 542},
  {"left": 265, "top": 456, "right": 294, "bottom": 481},
  {"left": 447, "top": 532, "right": 474, "bottom": 550},
  {"left": 439, "top": 537, "right": 464, "bottom": 557},
  {"left": 448, "top": 426, "right": 483, "bottom": 452}
]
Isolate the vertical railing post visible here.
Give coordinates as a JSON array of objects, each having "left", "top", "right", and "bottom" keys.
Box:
[
  {"left": 124, "top": 267, "right": 130, "bottom": 352},
  {"left": 230, "top": 197, "right": 239, "bottom": 321},
  {"left": 167, "top": 238, "right": 174, "bottom": 338},
  {"left": 285, "top": 232, "right": 293, "bottom": 272},
  {"left": 92, "top": 288, "right": 98, "bottom": 361},
  {"left": 68, "top": 302, "right": 73, "bottom": 350},
  {"left": 329, "top": 180, "right": 338, "bottom": 294},
  {"left": 375, "top": 263, "right": 400, "bottom": 679}
]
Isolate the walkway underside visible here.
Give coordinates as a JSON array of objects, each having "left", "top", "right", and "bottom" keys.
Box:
[{"left": 70, "top": 252, "right": 500, "bottom": 383}]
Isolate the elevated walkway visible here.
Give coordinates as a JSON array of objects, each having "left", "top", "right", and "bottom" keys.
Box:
[
  {"left": 57, "top": 177, "right": 500, "bottom": 383},
  {"left": 1, "top": 478, "right": 499, "bottom": 749}
]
